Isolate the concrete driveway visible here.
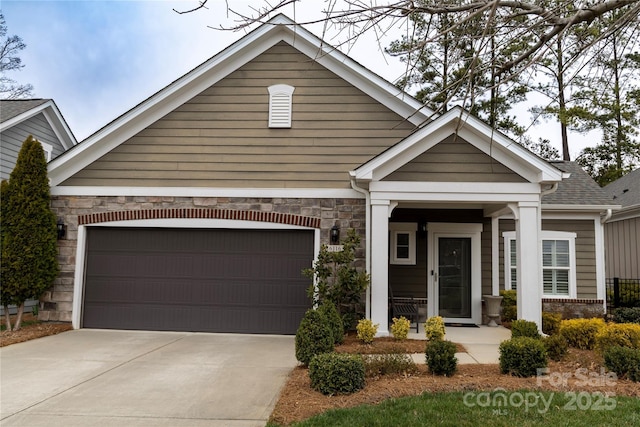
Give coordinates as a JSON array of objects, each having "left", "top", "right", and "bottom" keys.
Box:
[{"left": 0, "top": 329, "right": 297, "bottom": 426}]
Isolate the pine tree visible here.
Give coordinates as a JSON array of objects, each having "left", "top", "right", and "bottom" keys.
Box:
[{"left": 1, "top": 136, "right": 59, "bottom": 330}]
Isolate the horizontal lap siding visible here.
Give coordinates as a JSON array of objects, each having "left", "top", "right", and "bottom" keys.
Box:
[
  {"left": 384, "top": 134, "right": 527, "bottom": 183},
  {"left": 605, "top": 217, "right": 640, "bottom": 278},
  {"left": 62, "top": 42, "right": 414, "bottom": 188}
]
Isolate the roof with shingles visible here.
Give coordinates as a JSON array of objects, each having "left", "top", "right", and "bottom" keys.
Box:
[
  {"left": 542, "top": 161, "right": 614, "bottom": 206},
  {"left": 0, "top": 99, "right": 50, "bottom": 123},
  {"left": 603, "top": 168, "right": 640, "bottom": 208}
]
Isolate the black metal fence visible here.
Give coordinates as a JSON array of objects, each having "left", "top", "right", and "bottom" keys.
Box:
[{"left": 606, "top": 278, "right": 640, "bottom": 313}]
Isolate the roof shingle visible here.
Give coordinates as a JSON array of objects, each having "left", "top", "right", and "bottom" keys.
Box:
[
  {"left": 0, "top": 99, "right": 49, "bottom": 123},
  {"left": 542, "top": 161, "right": 614, "bottom": 206}
]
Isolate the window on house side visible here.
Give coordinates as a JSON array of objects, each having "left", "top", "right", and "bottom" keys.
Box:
[
  {"left": 268, "top": 84, "right": 295, "bottom": 128},
  {"left": 390, "top": 223, "right": 417, "bottom": 265},
  {"left": 502, "top": 231, "right": 576, "bottom": 297}
]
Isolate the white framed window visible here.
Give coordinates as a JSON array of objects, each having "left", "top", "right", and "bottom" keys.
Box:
[
  {"left": 502, "top": 231, "right": 577, "bottom": 298},
  {"left": 268, "top": 84, "right": 295, "bottom": 128},
  {"left": 390, "top": 223, "right": 417, "bottom": 265}
]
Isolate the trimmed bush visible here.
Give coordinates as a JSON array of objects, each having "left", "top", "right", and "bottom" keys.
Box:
[
  {"left": 390, "top": 316, "right": 411, "bottom": 340},
  {"left": 499, "top": 337, "right": 548, "bottom": 377},
  {"left": 500, "top": 290, "right": 517, "bottom": 323},
  {"left": 559, "top": 318, "right": 606, "bottom": 350},
  {"left": 595, "top": 323, "right": 640, "bottom": 353},
  {"left": 317, "top": 301, "right": 344, "bottom": 345},
  {"left": 424, "top": 316, "right": 445, "bottom": 341},
  {"left": 603, "top": 346, "right": 640, "bottom": 382},
  {"left": 309, "top": 352, "right": 366, "bottom": 395},
  {"left": 511, "top": 319, "right": 541, "bottom": 339},
  {"left": 613, "top": 307, "right": 640, "bottom": 324},
  {"left": 543, "top": 334, "right": 568, "bottom": 361},
  {"left": 425, "top": 339, "right": 458, "bottom": 376},
  {"left": 542, "top": 312, "right": 562, "bottom": 336},
  {"left": 364, "top": 353, "right": 418, "bottom": 377},
  {"left": 295, "top": 309, "right": 334, "bottom": 365},
  {"left": 356, "top": 318, "right": 378, "bottom": 344}
]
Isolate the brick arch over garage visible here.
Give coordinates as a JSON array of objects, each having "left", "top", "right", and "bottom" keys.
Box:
[{"left": 77, "top": 208, "right": 321, "bottom": 228}]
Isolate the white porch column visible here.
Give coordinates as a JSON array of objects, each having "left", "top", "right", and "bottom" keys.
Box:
[
  {"left": 370, "top": 199, "right": 390, "bottom": 336},
  {"left": 516, "top": 201, "right": 542, "bottom": 331}
]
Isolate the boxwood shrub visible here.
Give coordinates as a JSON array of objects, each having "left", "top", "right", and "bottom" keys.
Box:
[
  {"left": 425, "top": 339, "right": 458, "bottom": 376},
  {"left": 364, "top": 353, "right": 418, "bottom": 377},
  {"left": 595, "top": 322, "right": 640, "bottom": 353},
  {"left": 511, "top": 319, "right": 541, "bottom": 339},
  {"left": 603, "top": 346, "right": 640, "bottom": 382},
  {"left": 543, "top": 334, "right": 568, "bottom": 361},
  {"left": 542, "top": 312, "right": 562, "bottom": 336},
  {"left": 309, "top": 352, "right": 366, "bottom": 395},
  {"left": 499, "top": 337, "right": 548, "bottom": 377},
  {"left": 295, "top": 309, "right": 334, "bottom": 365},
  {"left": 613, "top": 307, "right": 640, "bottom": 324}
]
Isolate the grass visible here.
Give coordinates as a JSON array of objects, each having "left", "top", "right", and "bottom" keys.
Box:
[{"left": 273, "top": 391, "right": 640, "bottom": 427}]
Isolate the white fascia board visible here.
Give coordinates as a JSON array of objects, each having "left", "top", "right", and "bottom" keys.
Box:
[
  {"left": 0, "top": 101, "right": 48, "bottom": 131},
  {"left": 41, "top": 104, "right": 78, "bottom": 149},
  {"left": 50, "top": 186, "right": 364, "bottom": 199},
  {"left": 607, "top": 204, "right": 640, "bottom": 222},
  {"left": 541, "top": 211, "right": 601, "bottom": 220},
  {"left": 369, "top": 181, "right": 542, "bottom": 203},
  {"left": 542, "top": 204, "right": 621, "bottom": 213}
]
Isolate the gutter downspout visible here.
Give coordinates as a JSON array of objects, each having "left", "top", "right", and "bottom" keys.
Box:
[
  {"left": 350, "top": 173, "right": 371, "bottom": 319},
  {"left": 600, "top": 209, "right": 612, "bottom": 224},
  {"left": 541, "top": 182, "right": 559, "bottom": 197}
]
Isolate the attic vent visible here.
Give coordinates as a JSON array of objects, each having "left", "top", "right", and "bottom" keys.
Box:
[{"left": 268, "top": 84, "right": 295, "bottom": 128}]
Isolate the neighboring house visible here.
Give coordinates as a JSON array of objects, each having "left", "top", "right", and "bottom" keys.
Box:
[
  {"left": 1, "top": 99, "right": 77, "bottom": 316},
  {"left": 0, "top": 99, "right": 77, "bottom": 180},
  {"left": 44, "top": 15, "right": 617, "bottom": 335},
  {"left": 603, "top": 169, "right": 640, "bottom": 279}
]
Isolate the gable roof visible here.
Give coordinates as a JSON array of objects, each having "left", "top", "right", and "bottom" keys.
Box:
[
  {"left": 352, "top": 107, "right": 566, "bottom": 184},
  {"left": 603, "top": 168, "right": 640, "bottom": 208},
  {"left": 0, "top": 99, "right": 77, "bottom": 150},
  {"left": 47, "top": 14, "right": 433, "bottom": 187},
  {"left": 542, "top": 161, "right": 616, "bottom": 207}
]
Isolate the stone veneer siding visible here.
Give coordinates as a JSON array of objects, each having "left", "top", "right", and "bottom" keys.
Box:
[
  {"left": 42, "top": 195, "right": 366, "bottom": 323},
  {"left": 542, "top": 298, "right": 605, "bottom": 319}
]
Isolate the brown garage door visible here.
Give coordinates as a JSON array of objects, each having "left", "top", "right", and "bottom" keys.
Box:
[{"left": 82, "top": 227, "right": 314, "bottom": 334}]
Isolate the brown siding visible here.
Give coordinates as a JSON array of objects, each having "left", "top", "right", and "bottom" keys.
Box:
[
  {"left": 481, "top": 218, "right": 493, "bottom": 296},
  {"left": 499, "top": 219, "right": 597, "bottom": 298},
  {"left": 383, "top": 134, "right": 527, "bottom": 182},
  {"left": 61, "top": 42, "right": 415, "bottom": 188},
  {"left": 605, "top": 217, "right": 640, "bottom": 278}
]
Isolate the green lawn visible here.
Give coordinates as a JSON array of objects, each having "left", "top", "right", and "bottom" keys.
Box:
[{"left": 274, "top": 391, "right": 640, "bottom": 427}]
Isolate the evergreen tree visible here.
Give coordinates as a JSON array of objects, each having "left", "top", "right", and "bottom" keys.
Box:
[{"left": 1, "top": 136, "right": 59, "bottom": 331}]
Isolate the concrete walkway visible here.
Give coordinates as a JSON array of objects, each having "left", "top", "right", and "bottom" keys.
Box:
[
  {"left": 0, "top": 329, "right": 297, "bottom": 427},
  {"left": 407, "top": 324, "right": 511, "bottom": 365}
]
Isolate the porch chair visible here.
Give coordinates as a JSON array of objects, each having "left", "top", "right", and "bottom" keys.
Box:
[{"left": 389, "top": 287, "right": 420, "bottom": 333}]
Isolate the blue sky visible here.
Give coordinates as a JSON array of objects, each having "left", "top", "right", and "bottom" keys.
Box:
[{"left": 2, "top": 0, "right": 590, "bottom": 157}]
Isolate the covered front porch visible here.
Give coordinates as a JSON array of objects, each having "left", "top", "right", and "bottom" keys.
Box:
[{"left": 350, "top": 108, "right": 567, "bottom": 336}]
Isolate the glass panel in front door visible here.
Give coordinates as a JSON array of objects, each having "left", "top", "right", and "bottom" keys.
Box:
[{"left": 438, "top": 237, "right": 472, "bottom": 319}]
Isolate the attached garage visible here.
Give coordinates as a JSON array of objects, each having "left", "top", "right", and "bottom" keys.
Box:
[{"left": 82, "top": 227, "right": 314, "bottom": 334}]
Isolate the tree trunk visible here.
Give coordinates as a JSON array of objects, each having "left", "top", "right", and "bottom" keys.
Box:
[
  {"left": 12, "top": 302, "right": 24, "bottom": 331},
  {"left": 557, "top": 37, "right": 570, "bottom": 161},
  {"left": 3, "top": 305, "right": 12, "bottom": 331}
]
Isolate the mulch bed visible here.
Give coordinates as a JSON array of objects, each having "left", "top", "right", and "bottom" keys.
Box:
[
  {"left": 269, "top": 336, "right": 640, "bottom": 426},
  {"left": 0, "top": 313, "right": 73, "bottom": 347}
]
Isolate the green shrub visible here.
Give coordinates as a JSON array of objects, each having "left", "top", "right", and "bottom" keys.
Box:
[
  {"left": 603, "top": 346, "right": 640, "bottom": 382},
  {"left": 364, "top": 353, "right": 418, "bottom": 377},
  {"left": 309, "top": 352, "right": 366, "bottom": 395},
  {"left": 559, "top": 318, "right": 606, "bottom": 350},
  {"left": 511, "top": 319, "right": 541, "bottom": 339},
  {"left": 317, "top": 302, "right": 344, "bottom": 345},
  {"left": 295, "top": 309, "right": 334, "bottom": 365},
  {"left": 595, "top": 323, "right": 640, "bottom": 353},
  {"left": 543, "top": 334, "right": 568, "bottom": 361},
  {"left": 424, "top": 316, "right": 445, "bottom": 341},
  {"left": 499, "top": 337, "right": 548, "bottom": 377},
  {"left": 425, "top": 339, "right": 458, "bottom": 376},
  {"left": 356, "top": 318, "right": 378, "bottom": 344},
  {"left": 542, "top": 312, "right": 562, "bottom": 335},
  {"left": 500, "top": 290, "right": 517, "bottom": 323},
  {"left": 390, "top": 316, "right": 411, "bottom": 340},
  {"left": 613, "top": 307, "right": 640, "bottom": 324}
]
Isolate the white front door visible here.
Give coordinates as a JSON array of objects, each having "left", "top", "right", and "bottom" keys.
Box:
[{"left": 427, "top": 223, "right": 482, "bottom": 325}]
